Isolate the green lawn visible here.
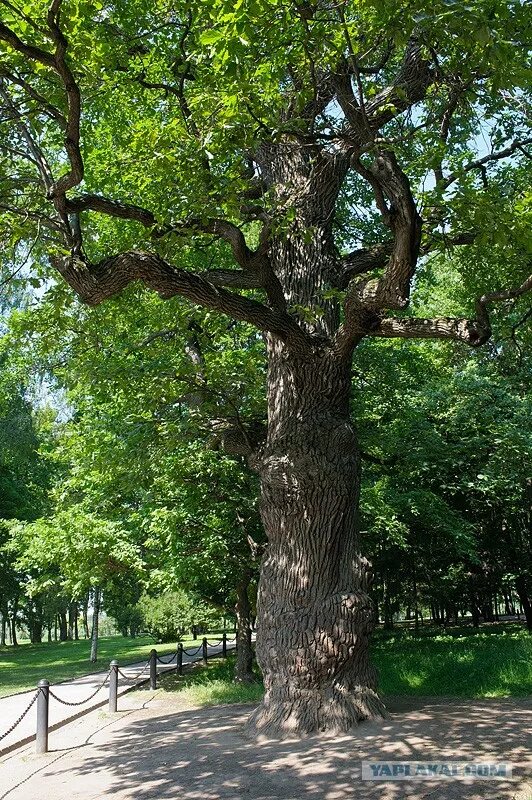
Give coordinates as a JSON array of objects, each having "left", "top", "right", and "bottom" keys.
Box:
[
  {"left": 159, "top": 623, "right": 532, "bottom": 708},
  {"left": 0, "top": 633, "right": 226, "bottom": 697},
  {"left": 160, "top": 655, "right": 264, "bottom": 707},
  {"left": 373, "top": 623, "right": 532, "bottom": 697},
  {"left": 2, "top": 624, "right": 530, "bottom": 702}
]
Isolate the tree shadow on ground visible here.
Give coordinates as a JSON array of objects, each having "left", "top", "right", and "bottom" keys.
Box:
[{"left": 51, "top": 695, "right": 531, "bottom": 800}]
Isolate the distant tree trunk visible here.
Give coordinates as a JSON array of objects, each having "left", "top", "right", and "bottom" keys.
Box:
[
  {"left": 234, "top": 569, "right": 255, "bottom": 684},
  {"left": 74, "top": 607, "right": 79, "bottom": 640},
  {"left": 90, "top": 587, "right": 100, "bottom": 662},
  {"left": 31, "top": 620, "right": 43, "bottom": 644},
  {"left": 58, "top": 610, "right": 68, "bottom": 641},
  {"left": 1, "top": 613, "right": 6, "bottom": 646},
  {"left": 68, "top": 603, "right": 75, "bottom": 640},
  {"left": 10, "top": 614, "right": 17, "bottom": 646},
  {"left": 515, "top": 575, "right": 532, "bottom": 632},
  {"left": 247, "top": 346, "right": 385, "bottom": 737},
  {"left": 82, "top": 594, "right": 89, "bottom": 639}
]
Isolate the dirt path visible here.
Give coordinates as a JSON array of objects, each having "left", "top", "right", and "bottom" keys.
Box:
[{"left": 0, "top": 688, "right": 530, "bottom": 800}]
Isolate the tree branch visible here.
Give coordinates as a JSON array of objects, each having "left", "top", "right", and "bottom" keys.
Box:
[
  {"left": 361, "top": 150, "right": 422, "bottom": 310},
  {"left": 51, "top": 251, "right": 310, "bottom": 348},
  {"left": 440, "top": 137, "right": 532, "bottom": 190},
  {"left": 45, "top": 0, "right": 83, "bottom": 199},
  {"left": 335, "top": 243, "right": 392, "bottom": 289},
  {"left": 0, "top": 82, "right": 55, "bottom": 192},
  {"left": 368, "top": 315, "right": 490, "bottom": 346},
  {"left": 367, "top": 271, "right": 532, "bottom": 347}
]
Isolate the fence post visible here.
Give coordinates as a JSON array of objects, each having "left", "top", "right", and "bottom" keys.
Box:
[
  {"left": 36, "top": 679, "right": 49, "bottom": 754},
  {"left": 149, "top": 649, "right": 157, "bottom": 689},
  {"left": 177, "top": 643, "right": 183, "bottom": 675},
  {"left": 202, "top": 637, "right": 208, "bottom": 666},
  {"left": 109, "top": 660, "right": 118, "bottom": 712},
  {"left": 222, "top": 631, "right": 227, "bottom": 658}
]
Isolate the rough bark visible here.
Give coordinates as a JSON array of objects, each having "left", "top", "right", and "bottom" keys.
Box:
[
  {"left": 234, "top": 570, "right": 256, "bottom": 684},
  {"left": 246, "top": 342, "right": 385, "bottom": 737}
]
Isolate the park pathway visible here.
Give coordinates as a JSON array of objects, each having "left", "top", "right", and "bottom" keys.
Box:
[{"left": 0, "top": 636, "right": 235, "bottom": 754}]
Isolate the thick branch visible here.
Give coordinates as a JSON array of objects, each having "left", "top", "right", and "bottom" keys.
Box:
[
  {"left": 368, "top": 272, "right": 532, "bottom": 347},
  {"left": 369, "top": 315, "right": 490, "bottom": 346},
  {"left": 51, "top": 251, "right": 309, "bottom": 348},
  {"left": 0, "top": 22, "right": 55, "bottom": 68},
  {"left": 338, "top": 36, "right": 433, "bottom": 144},
  {"left": 362, "top": 150, "right": 422, "bottom": 310},
  {"left": 336, "top": 243, "right": 392, "bottom": 289},
  {"left": 45, "top": 0, "right": 83, "bottom": 198},
  {"left": 204, "top": 269, "right": 262, "bottom": 289},
  {"left": 64, "top": 193, "right": 285, "bottom": 307}
]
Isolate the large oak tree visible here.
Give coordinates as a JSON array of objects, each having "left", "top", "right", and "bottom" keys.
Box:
[{"left": 0, "top": 0, "right": 530, "bottom": 735}]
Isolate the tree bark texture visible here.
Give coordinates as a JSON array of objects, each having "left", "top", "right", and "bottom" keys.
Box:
[
  {"left": 234, "top": 569, "right": 255, "bottom": 684},
  {"left": 247, "top": 342, "right": 385, "bottom": 737}
]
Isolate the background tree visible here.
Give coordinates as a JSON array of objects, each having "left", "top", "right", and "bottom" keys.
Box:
[{"left": 0, "top": 0, "right": 530, "bottom": 735}]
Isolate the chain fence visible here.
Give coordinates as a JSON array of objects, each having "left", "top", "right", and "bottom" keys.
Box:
[
  {"left": 0, "top": 689, "right": 40, "bottom": 743},
  {"left": 0, "top": 632, "right": 242, "bottom": 750},
  {"left": 156, "top": 652, "right": 177, "bottom": 665},
  {"left": 47, "top": 670, "right": 111, "bottom": 707},
  {"left": 183, "top": 645, "right": 203, "bottom": 656}
]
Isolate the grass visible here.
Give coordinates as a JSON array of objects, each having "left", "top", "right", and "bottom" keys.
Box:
[
  {"left": 159, "top": 622, "right": 532, "bottom": 707},
  {"left": 372, "top": 622, "right": 532, "bottom": 697},
  {"left": 0, "top": 633, "right": 222, "bottom": 697},
  {"left": 160, "top": 655, "right": 264, "bottom": 707},
  {"left": 2, "top": 623, "right": 530, "bottom": 703}
]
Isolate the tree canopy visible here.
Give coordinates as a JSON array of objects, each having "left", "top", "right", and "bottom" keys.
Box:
[{"left": 0, "top": 0, "right": 530, "bottom": 736}]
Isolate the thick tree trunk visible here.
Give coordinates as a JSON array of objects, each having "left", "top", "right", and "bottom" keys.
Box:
[
  {"left": 247, "top": 343, "right": 385, "bottom": 737},
  {"left": 234, "top": 569, "right": 255, "bottom": 684}
]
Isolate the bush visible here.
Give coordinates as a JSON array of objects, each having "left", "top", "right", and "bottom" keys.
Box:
[{"left": 138, "top": 589, "right": 215, "bottom": 643}]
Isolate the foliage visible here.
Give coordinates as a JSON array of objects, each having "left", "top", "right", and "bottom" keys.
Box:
[{"left": 139, "top": 590, "right": 217, "bottom": 643}]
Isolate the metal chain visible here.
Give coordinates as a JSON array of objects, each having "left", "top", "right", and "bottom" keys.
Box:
[
  {"left": 48, "top": 670, "right": 111, "bottom": 707},
  {"left": 156, "top": 652, "right": 177, "bottom": 665},
  {"left": 0, "top": 638, "right": 241, "bottom": 746},
  {"left": 183, "top": 645, "right": 203, "bottom": 656},
  {"left": 117, "top": 658, "right": 151, "bottom": 682},
  {"left": 0, "top": 689, "right": 40, "bottom": 742}
]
